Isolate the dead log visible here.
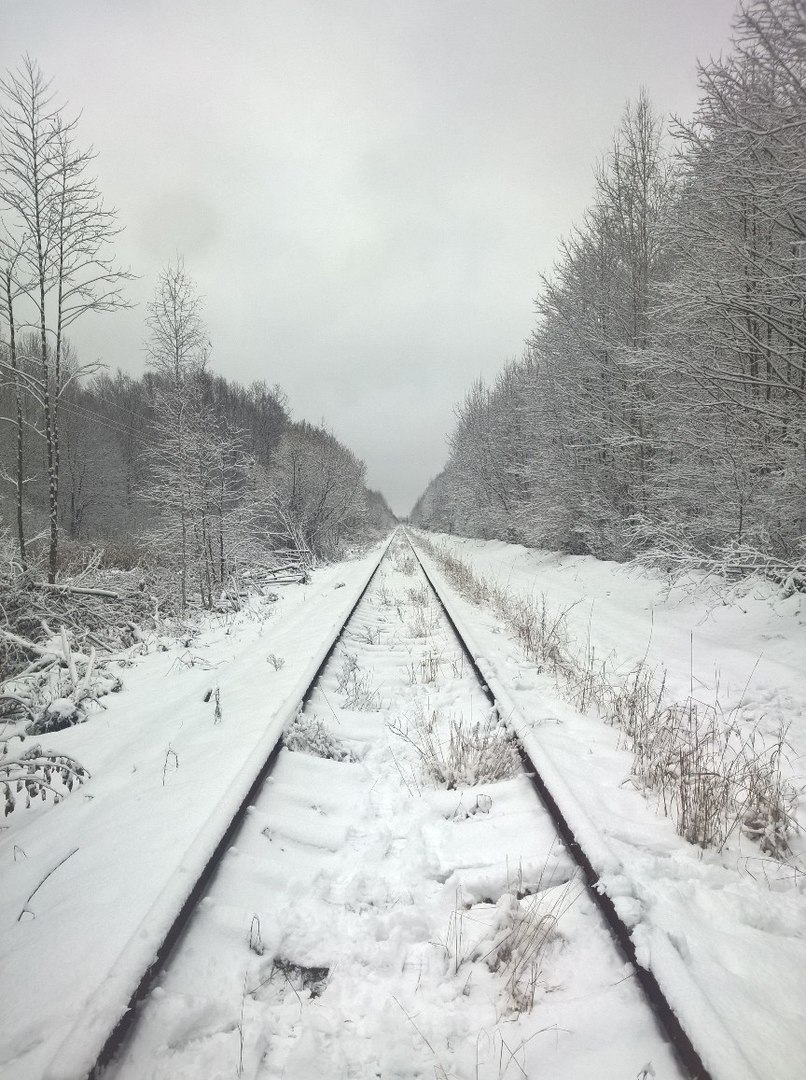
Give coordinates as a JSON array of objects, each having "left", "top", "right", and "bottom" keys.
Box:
[{"left": 34, "top": 582, "right": 121, "bottom": 600}]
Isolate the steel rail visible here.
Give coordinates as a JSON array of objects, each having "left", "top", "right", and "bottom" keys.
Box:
[
  {"left": 76, "top": 534, "right": 394, "bottom": 1080},
  {"left": 405, "top": 531, "right": 713, "bottom": 1080}
]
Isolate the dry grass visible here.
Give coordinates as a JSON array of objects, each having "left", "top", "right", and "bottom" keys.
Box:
[
  {"left": 630, "top": 694, "right": 796, "bottom": 855},
  {"left": 391, "top": 548, "right": 417, "bottom": 575},
  {"left": 406, "top": 648, "right": 443, "bottom": 685},
  {"left": 413, "top": 532, "right": 799, "bottom": 860},
  {"left": 389, "top": 704, "right": 519, "bottom": 789},
  {"left": 406, "top": 583, "right": 431, "bottom": 607},
  {"left": 486, "top": 885, "right": 576, "bottom": 1013},
  {"left": 408, "top": 606, "right": 440, "bottom": 638},
  {"left": 375, "top": 578, "right": 393, "bottom": 607},
  {"left": 442, "top": 879, "right": 578, "bottom": 1014},
  {"left": 349, "top": 622, "right": 382, "bottom": 646},
  {"left": 335, "top": 652, "right": 381, "bottom": 711}
]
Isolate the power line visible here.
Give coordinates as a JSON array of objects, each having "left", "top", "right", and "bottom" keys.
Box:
[{"left": 58, "top": 399, "right": 156, "bottom": 446}]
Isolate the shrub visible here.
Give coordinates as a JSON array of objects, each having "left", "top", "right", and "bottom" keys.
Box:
[
  {"left": 283, "top": 711, "right": 354, "bottom": 761},
  {"left": 1, "top": 728, "right": 89, "bottom": 815}
]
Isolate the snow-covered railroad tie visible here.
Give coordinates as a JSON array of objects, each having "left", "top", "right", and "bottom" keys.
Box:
[{"left": 82, "top": 532, "right": 696, "bottom": 1079}]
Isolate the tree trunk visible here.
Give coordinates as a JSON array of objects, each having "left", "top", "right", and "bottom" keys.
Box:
[{"left": 4, "top": 268, "right": 27, "bottom": 569}]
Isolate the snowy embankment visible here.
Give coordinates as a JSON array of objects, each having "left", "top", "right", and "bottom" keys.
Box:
[
  {"left": 414, "top": 531, "right": 806, "bottom": 1080},
  {"left": 0, "top": 545, "right": 383, "bottom": 1080}
]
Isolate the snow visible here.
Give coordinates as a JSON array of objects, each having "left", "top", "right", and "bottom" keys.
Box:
[
  {"left": 101, "top": 537, "right": 682, "bottom": 1078},
  {"left": 1, "top": 529, "right": 803, "bottom": 1079},
  {"left": 0, "top": 544, "right": 384, "bottom": 1080},
  {"left": 45, "top": 699, "right": 80, "bottom": 720},
  {"left": 413, "top": 531, "right": 806, "bottom": 1080}
]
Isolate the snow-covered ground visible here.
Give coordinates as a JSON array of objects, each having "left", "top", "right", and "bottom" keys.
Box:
[
  {"left": 109, "top": 534, "right": 682, "bottom": 1079},
  {"left": 0, "top": 546, "right": 383, "bottom": 1080},
  {"left": 412, "top": 531, "right": 806, "bottom": 1080},
  {"left": 1, "top": 530, "right": 803, "bottom": 1079},
  {"left": 419, "top": 534, "right": 806, "bottom": 765}
]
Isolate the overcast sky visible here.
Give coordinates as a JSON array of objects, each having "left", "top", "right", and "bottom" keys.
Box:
[{"left": 4, "top": 0, "right": 739, "bottom": 515}]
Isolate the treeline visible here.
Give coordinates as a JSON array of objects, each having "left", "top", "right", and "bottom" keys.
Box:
[
  {"left": 0, "top": 267, "right": 394, "bottom": 605},
  {"left": 412, "top": 0, "right": 805, "bottom": 583},
  {"left": 0, "top": 60, "right": 393, "bottom": 612}
]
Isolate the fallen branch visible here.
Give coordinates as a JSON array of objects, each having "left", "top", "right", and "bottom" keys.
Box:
[
  {"left": 17, "top": 847, "right": 79, "bottom": 921},
  {"left": 0, "top": 694, "right": 36, "bottom": 720},
  {"left": 0, "top": 628, "right": 64, "bottom": 660},
  {"left": 34, "top": 582, "right": 121, "bottom": 599}
]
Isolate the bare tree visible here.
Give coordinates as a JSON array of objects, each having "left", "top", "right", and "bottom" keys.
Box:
[
  {"left": 0, "top": 56, "right": 131, "bottom": 581},
  {"left": 142, "top": 259, "right": 209, "bottom": 609},
  {"left": 268, "top": 423, "right": 367, "bottom": 559},
  {"left": 0, "top": 226, "right": 29, "bottom": 566}
]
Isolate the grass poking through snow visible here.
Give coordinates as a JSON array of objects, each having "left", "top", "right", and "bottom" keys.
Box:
[
  {"left": 389, "top": 704, "right": 519, "bottom": 790},
  {"left": 413, "top": 533, "right": 798, "bottom": 860}
]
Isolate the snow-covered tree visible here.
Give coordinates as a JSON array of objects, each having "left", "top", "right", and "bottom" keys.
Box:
[{"left": 268, "top": 422, "right": 368, "bottom": 559}]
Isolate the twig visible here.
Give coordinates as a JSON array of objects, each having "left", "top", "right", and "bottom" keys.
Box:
[
  {"left": 17, "top": 847, "right": 79, "bottom": 921},
  {"left": 237, "top": 972, "right": 247, "bottom": 1077},
  {"left": 162, "top": 747, "right": 179, "bottom": 785},
  {"left": 391, "top": 995, "right": 436, "bottom": 1056},
  {"left": 0, "top": 693, "right": 35, "bottom": 719},
  {"left": 61, "top": 626, "right": 78, "bottom": 686}
]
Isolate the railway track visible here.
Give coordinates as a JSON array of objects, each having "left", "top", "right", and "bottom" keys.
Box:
[{"left": 54, "top": 529, "right": 715, "bottom": 1079}]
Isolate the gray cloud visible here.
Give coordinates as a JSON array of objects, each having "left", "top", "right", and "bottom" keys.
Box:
[{"left": 4, "top": 0, "right": 738, "bottom": 514}]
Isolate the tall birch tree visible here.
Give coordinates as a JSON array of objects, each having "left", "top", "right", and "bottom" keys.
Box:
[{"left": 0, "top": 56, "right": 130, "bottom": 580}]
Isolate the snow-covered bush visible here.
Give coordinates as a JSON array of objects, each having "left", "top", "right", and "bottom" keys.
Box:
[
  {"left": 0, "top": 531, "right": 37, "bottom": 681},
  {"left": 1, "top": 626, "right": 123, "bottom": 735},
  {"left": 283, "top": 712, "right": 354, "bottom": 762},
  {"left": 1, "top": 728, "right": 89, "bottom": 815},
  {"left": 27, "top": 698, "right": 83, "bottom": 735},
  {"left": 631, "top": 526, "right": 806, "bottom": 599}
]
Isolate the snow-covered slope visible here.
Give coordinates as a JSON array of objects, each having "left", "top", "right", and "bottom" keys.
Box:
[{"left": 0, "top": 547, "right": 382, "bottom": 1079}]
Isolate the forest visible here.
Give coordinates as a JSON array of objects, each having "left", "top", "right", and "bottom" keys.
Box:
[
  {"left": 0, "top": 58, "right": 394, "bottom": 659},
  {"left": 411, "top": 0, "right": 806, "bottom": 592},
  {"left": 1, "top": 4, "right": 805, "bottom": 1077}
]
